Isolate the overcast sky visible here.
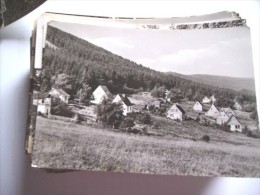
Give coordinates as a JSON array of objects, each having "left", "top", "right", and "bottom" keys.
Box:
[{"left": 49, "top": 21, "right": 254, "bottom": 78}]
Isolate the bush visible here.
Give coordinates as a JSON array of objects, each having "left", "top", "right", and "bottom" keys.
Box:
[
  {"left": 51, "top": 99, "right": 74, "bottom": 117},
  {"left": 201, "top": 135, "right": 210, "bottom": 142},
  {"left": 120, "top": 117, "right": 135, "bottom": 129},
  {"left": 139, "top": 113, "right": 152, "bottom": 124},
  {"left": 96, "top": 99, "right": 124, "bottom": 129}
]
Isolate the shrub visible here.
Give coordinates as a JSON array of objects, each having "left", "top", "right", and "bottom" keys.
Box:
[
  {"left": 120, "top": 117, "right": 135, "bottom": 129},
  {"left": 201, "top": 135, "right": 210, "bottom": 142},
  {"left": 139, "top": 113, "right": 152, "bottom": 124},
  {"left": 51, "top": 99, "right": 74, "bottom": 117}
]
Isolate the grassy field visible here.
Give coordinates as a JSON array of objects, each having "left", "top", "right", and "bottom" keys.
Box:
[{"left": 32, "top": 116, "right": 260, "bottom": 177}]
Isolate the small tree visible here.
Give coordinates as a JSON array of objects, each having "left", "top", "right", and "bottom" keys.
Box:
[
  {"left": 51, "top": 98, "right": 74, "bottom": 117},
  {"left": 96, "top": 99, "right": 124, "bottom": 129},
  {"left": 78, "top": 84, "right": 92, "bottom": 106}
]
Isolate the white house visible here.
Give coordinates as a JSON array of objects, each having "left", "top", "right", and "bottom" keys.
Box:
[
  {"left": 202, "top": 95, "right": 216, "bottom": 104},
  {"left": 193, "top": 101, "right": 203, "bottom": 112},
  {"left": 205, "top": 104, "right": 220, "bottom": 118},
  {"left": 227, "top": 115, "right": 242, "bottom": 132},
  {"left": 220, "top": 107, "right": 235, "bottom": 117},
  {"left": 233, "top": 101, "right": 242, "bottom": 111},
  {"left": 48, "top": 87, "right": 70, "bottom": 104},
  {"left": 33, "top": 92, "right": 51, "bottom": 116},
  {"left": 112, "top": 94, "right": 133, "bottom": 116},
  {"left": 216, "top": 111, "right": 230, "bottom": 125},
  {"left": 37, "top": 97, "right": 52, "bottom": 116},
  {"left": 91, "top": 85, "right": 113, "bottom": 104},
  {"left": 167, "top": 104, "right": 186, "bottom": 121},
  {"left": 193, "top": 101, "right": 211, "bottom": 112},
  {"left": 202, "top": 96, "right": 211, "bottom": 104},
  {"left": 210, "top": 95, "right": 216, "bottom": 103}
]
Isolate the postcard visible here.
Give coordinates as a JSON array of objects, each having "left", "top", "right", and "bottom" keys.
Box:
[{"left": 28, "top": 12, "right": 260, "bottom": 177}]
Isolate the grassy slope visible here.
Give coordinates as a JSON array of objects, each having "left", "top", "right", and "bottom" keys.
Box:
[{"left": 32, "top": 117, "right": 260, "bottom": 177}]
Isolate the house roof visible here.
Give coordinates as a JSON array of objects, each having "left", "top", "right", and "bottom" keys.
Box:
[
  {"left": 203, "top": 96, "right": 210, "bottom": 100},
  {"left": 51, "top": 87, "right": 70, "bottom": 97},
  {"left": 98, "top": 85, "right": 113, "bottom": 98},
  {"left": 169, "top": 104, "right": 185, "bottom": 114},
  {"left": 176, "top": 105, "right": 186, "bottom": 114},
  {"left": 233, "top": 101, "right": 242, "bottom": 107},
  {"left": 220, "top": 107, "right": 234, "bottom": 113},
  {"left": 117, "top": 94, "right": 133, "bottom": 106},
  {"left": 227, "top": 115, "right": 241, "bottom": 125},
  {"left": 32, "top": 91, "right": 50, "bottom": 99},
  {"left": 202, "top": 104, "right": 211, "bottom": 111},
  {"left": 195, "top": 101, "right": 203, "bottom": 106},
  {"left": 209, "top": 104, "right": 219, "bottom": 111},
  {"left": 217, "top": 111, "right": 229, "bottom": 118}
]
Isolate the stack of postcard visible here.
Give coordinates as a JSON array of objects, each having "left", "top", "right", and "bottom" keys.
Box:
[{"left": 26, "top": 12, "right": 260, "bottom": 177}]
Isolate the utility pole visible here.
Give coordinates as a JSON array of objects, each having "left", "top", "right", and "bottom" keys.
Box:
[{"left": 79, "top": 88, "right": 82, "bottom": 106}]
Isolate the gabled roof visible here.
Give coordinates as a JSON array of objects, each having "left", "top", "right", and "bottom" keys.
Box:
[
  {"left": 217, "top": 111, "right": 229, "bottom": 118},
  {"left": 33, "top": 91, "right": 50, "bottom": 99},
  {"left": 209, "top": 104, "right": 219, "bottom": 111},
  {"left": 98, "top": 85, "right": 113, "bottom": 98},
  {"left": 51, "top": 87, "right": 70, "bottom": 97},
  {"left": 203, "top": 96, "right": 210, "bottom": 100},
  {"left": 169, "top": 104, "right": 185, "bottom": 114},
  {"left": 227, "top": 115, "right": 241, "bottom": 126},
  {"left": 195, "top": 101, "right": 203, "bottom": 106},
  {"left": 202, "top": 104, "right": 211, "bottom": 111},
  {"left": 220, "top": 107, "right": 234, "bottom": 114},
  {"left": 233, "top": 101, "right": 242, "bottom": 107},
  {"left": 117, "top": 94, "right": 133, "bottom": 106},
  {"left": 176, "top": 105, "right": 186, "bottom": 114}
]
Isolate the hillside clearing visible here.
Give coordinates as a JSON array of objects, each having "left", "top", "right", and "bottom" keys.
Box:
[{"left": 32, "top": 117, "right": 260, "bottom": 177}]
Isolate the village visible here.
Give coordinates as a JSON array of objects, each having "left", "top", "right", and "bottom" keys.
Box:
[{"left": 33, "top": 84, "right": 258, "bottom": 137}]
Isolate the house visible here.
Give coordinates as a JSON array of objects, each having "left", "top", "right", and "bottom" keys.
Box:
[
  {"left": 33, "top": 91, "right": 51, "bottom": 116},
  {"left": 193, "top": 101, "right": 211, "bottom": 112},
  {"left": 227, "top": 115, "right": 242, "bottom": 132},
  {"left": 220, "top": 107, "right": 235, "bottom": 117},
  {"left": 48, "top": 87, "right": 70, "bottom": 104},
  {"left": 167, "top": 104, "right": 186, "bottom": 121},
  {"left": 210, "top": 95, "right": 216, "bottom": 103},
  {"left": 112, "top": 94, "right": 133, "bottom": 116},
  {"left": 202, "top": 96, "right": 211, "bottom": 104},
  {"left": 91, "top": 85, "right": 113, "bottom": 104},
  {"left": 205, "top": 104, "right": 220, "bottom": 118},
  {"left": 216, "top": 111, "right": 230, "bottom": 125},
  {"left": 233, "top": 101, "right": 242, "bottom": 111},
  {"left": 202, "top": 95, "right": 216, "bottom": 104},
  {"left": 193, "top": 101, "right": 203, "bottom": 112}
]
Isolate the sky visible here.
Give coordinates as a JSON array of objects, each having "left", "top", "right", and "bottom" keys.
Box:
[{"left": 49, "top": 21, "right": 254, "bottom": 78}]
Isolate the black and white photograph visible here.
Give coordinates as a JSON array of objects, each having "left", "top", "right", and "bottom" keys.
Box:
[{"left": 30, "top": 13, "right": 260, "bottom": 177}]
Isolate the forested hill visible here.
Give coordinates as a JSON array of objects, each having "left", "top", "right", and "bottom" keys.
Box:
[
  {"left": 166, "top": 72, "right": 255, "bottom": 92},
  {"left": 40, "top": 25, "right": 256, "bottom": 107}
]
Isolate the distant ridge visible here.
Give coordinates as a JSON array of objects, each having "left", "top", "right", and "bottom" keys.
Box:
[{"left": 166, "top": 72, "right": 255, "bottom": 92}]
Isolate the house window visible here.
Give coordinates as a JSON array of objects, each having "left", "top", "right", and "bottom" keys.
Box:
[
  {"left": 235, "top": 125, "right": 240, "bottom": 129},
  {"left": 42, "top": 99, "right": 44, "bottom": 103}
]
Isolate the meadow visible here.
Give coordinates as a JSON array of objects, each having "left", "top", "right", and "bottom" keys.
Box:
[{"left": 32, "top": 116, "right": 260, "bottom": 177}]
